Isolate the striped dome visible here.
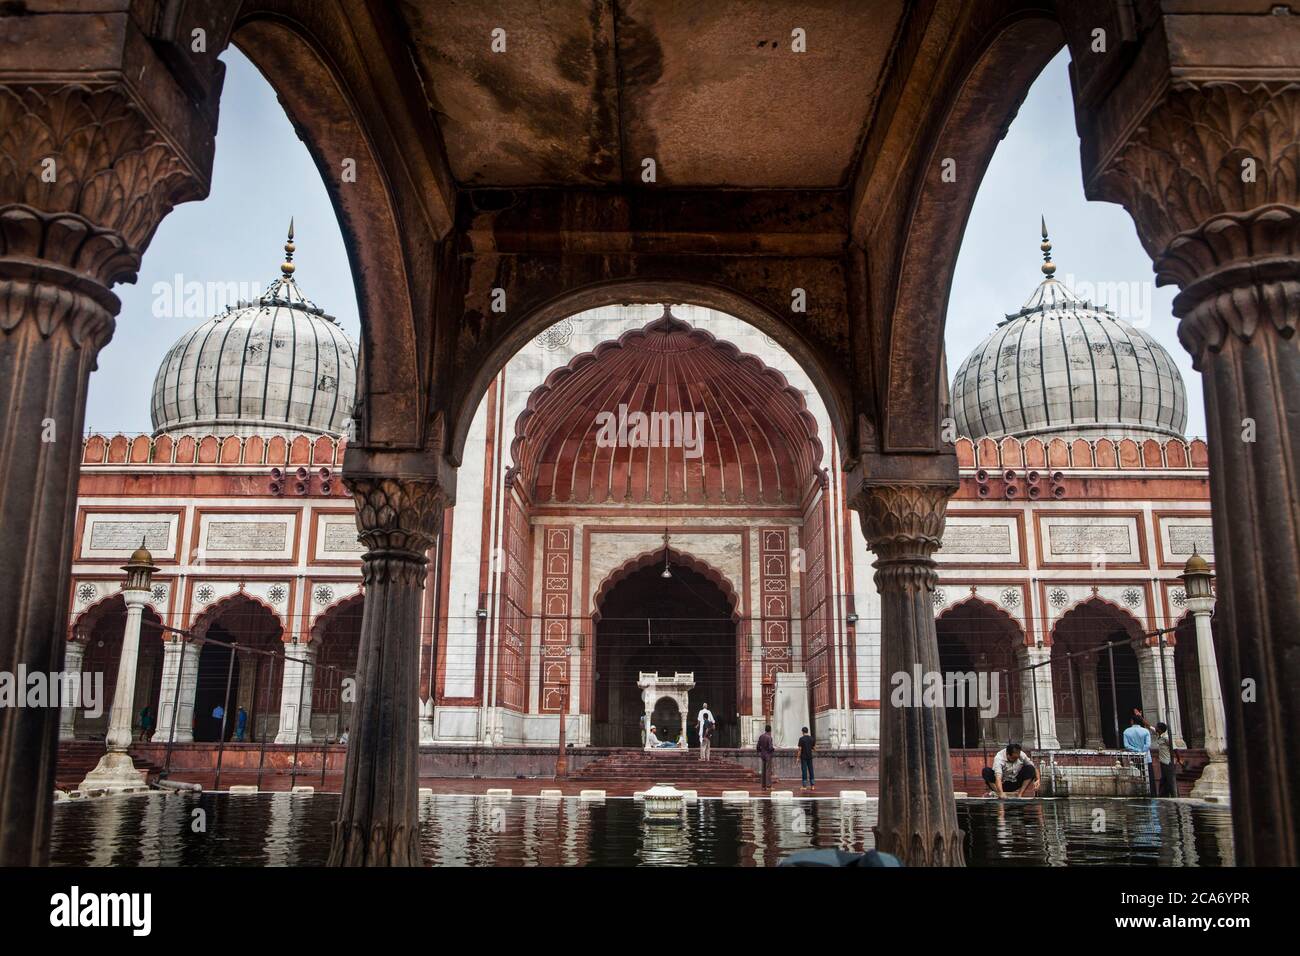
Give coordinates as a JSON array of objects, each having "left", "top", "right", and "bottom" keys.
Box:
[
  {"left": 950, "top": 270, "right": 1187, "bottom": 443},
  {"left": 150, "top": 238, "right": 357, "bottom": 439}
]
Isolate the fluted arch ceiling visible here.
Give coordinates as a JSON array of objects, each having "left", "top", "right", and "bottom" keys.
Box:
[{"left": 512, "top": 309, "right": 823, "bottom": 506}]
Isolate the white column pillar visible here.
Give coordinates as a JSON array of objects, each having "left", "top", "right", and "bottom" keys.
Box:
[
  {"left": 79, "top": 590, "right": 150, "bottom": 792},
  {"left": 1014, "top": 645, "right": 1059, "bottom": 750},
  {"left": 1188, "top": 604, "right": 1230, "bottom": 801},
  {"left": 275, "top": 642, "right": 317, "bottom": 743},
  {"left": 1136, "top": 643, "right": 1185, "bottom": 747},
  {"left": 155, "top": 639, "right": 200, "bottom": 743},
  {"left": 59, "top": 641, "right": 86, "bottom": 741}
]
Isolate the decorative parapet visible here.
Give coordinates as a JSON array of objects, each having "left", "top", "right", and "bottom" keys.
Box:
[
  {"left": 954, "top": 435, "right": 1208, "bottom": 472},
  {"left": 81, "top": 433, "right": 347, "bottom": 468}
]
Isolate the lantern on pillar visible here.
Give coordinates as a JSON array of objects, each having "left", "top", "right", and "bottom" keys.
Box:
[
  {"left": 1178, "top": 549, "right": 1214, "bottom": 606},
  {"left": 1178, "top": 547, "right": 1230, "bottom": 802},
  {"left": 123, "top": 539, "right": 158, "bottom": 592}
]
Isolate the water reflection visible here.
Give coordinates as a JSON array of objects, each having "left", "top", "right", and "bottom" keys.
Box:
[{"left": 49, "top": 794, "right": 1233, "bottom": 867}]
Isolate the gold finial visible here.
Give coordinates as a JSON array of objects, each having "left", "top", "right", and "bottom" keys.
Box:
[
  {"left": 281, "top": 218, "right": 296, "bottom": 277},
  {"left": 1040, "top": 215, "right": 1056, "bottom": 276}
]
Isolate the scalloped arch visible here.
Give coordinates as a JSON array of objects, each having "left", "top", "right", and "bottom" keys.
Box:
[
  {"left": 592, "top": 547, "right": 741, "bottom": 623},
  {"left": 511, "top": 310, "right": 824, "bottom": 505}
]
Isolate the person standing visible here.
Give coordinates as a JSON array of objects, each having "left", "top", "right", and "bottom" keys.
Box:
[
  {"left": 797, "top": 726, "right": 815, "bottom": 791},
  {"left": 1154, "top": 721, "right": 1180, "bottom": 797},
  {"left": 1123, "top": 713, "right": 1156, "bottom": 795},
  {"left": 211, "top": 703, "right": 224, "bottom": 740},
  {"left": 699, "top": 717, "right": 714, "bottom": 761},
  {"left": 696, "top": 702, "right": 714, "bottom": 744},
  {"left": 138, "top": 705, "right": 154, "bottom": 742},
  {"left": 757, "top": 724, "right": 775, "bottom": 790},
  {"left": 235, "top": 706, "right": 248, "bottom": 742}
]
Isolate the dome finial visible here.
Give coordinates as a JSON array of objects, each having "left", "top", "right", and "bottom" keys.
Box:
[
  {"left": 281, "top": 217, "right": 296, "bottom": 277},
  {"left": 1040, "top": 215, "right": 1056, "bottom": 276}
]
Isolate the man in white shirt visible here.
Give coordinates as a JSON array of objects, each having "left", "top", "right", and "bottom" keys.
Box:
[
  {"left": 696, "top": 703, "right": 714, "bottom": 742},
  {"left": 982, "top": 743, "right": 1040, "bottom": 798}
]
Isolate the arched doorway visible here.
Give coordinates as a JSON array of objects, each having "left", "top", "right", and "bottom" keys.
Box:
[
  {"left": 191, "top": 596, "right": 284, "bottom": 742},
  {"left": 1051, "top": 599, "right": 1145, "bottom": 749},
  {"left": 592, "top": 555, "right": 738, "bottom": 748},
  {"left": 935, "top": 598, "right": 1022, "bottom": 749},
  {"left": 312, "top": 596, "right": 364, "bottom": 741},
  {"left": 71, "top": 596, "right": 164, "bottom": 740}
]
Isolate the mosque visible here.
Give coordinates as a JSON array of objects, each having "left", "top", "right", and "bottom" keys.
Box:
[{"left": 60, "top": 227, "right": 1224, "bottom": 793}]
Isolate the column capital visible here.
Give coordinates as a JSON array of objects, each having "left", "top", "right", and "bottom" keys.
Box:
[
  {"left": 345, "top": 474, "right": 448, "bottom": 587},
  {"left": 849, "top": 482, "right": 955, "bottom": 573},
  {"left": 1079, "top": 68, "right": 1300, "bottom": 368},
  {"left": 0, "top": 81, "right": 216, "bottom": 356}
]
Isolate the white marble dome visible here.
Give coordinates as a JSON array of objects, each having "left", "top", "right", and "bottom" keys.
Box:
[
  {"left": 150, "top": 235, "right": 358, "bottom": 439},
  {"left": 950, "top": 239, "right": 1187, "bottom": 442}
]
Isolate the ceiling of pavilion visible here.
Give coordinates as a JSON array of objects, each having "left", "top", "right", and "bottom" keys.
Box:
[
  {"left": 399, "top": 0, "right": 906, "bottom": 187},
  {"left": 511, "top": 310, "right": 823, "bottom": 505}
]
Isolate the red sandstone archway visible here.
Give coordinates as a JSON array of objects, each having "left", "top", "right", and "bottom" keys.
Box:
[
  {"left": 189, "top": 594, "right": 284, "bottom": 742},
  {"left": 69, "top": 594, "right": 165, "bottom": 741},
  {"left": 311, "top": 595, "right": 364, "bottom": 740},
  {"left": 591, "top": 553, "right": 740, "bottom": 749},
  {"left": 877, "top": 11, "right": 1064, "bottom": 453},
  {"left": 511, "top": 309, "right": 823, "bottom": 506},
  {"left": 1050, "top": 598, "right": 1146, "bottom": 749},
  {"left": 935, "top": 597, "right": 1025, "bottom": 749},
  {"left": 458, "top": 288, "right": 849, "bottom": 469}
]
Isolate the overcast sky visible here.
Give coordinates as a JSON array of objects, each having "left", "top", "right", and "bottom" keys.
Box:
[{"left": 86, "top": 47, "right": 1204, "bottom": 439}]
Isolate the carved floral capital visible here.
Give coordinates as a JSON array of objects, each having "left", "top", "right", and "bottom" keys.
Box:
[
  {"left": 1089, "top": 81, "right": 1300, "bottom": 367},
  {"left": 0, "top": 83, "right": 207, "bottom": 289},
  {"left": 345, "top": 475, "right": 446, "bottom": 583},
  {"left": 850, "top": 483, "right": 953, "bottom": 586}
]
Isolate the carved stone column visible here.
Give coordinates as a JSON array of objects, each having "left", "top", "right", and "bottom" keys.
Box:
[
  {"left": 329, "top": 474, "right": 446, "bottom": 866},
  {"left": 0, "top": 80, "right": 213, "bottom": 863},
  {"left": 1083, "top": 75, "right": 1300, "bottom": 864},
  {"left": 852, "top": 482, "right": 963, "bottom": 866}
]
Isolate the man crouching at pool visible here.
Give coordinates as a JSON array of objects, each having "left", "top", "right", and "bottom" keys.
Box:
[{"left": 981, "top": 743, "right": 1040, "bottom": 798}]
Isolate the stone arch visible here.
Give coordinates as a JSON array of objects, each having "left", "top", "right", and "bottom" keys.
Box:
[
  {"left": 509, "top": 312, "right": 824, "bottom": 506},
  {"left": 591, "top": 551, "right": 739, "bottom": 748},
  {"left": 880, "top": 10, "right": 1064, "bottom": 452},
  {"left": 188, "top": 592, "right": 285, "bottom": 742},
  {"left": 449, "top": 282, "right": 853, "bottom": 468},
  {"left": 190, "top": 591, "right": 285, "bottom": 640},
  {"left": 1049, "top": 597, "right": 1146, "bottom": 748},
  {"left": 227, "top": 5, "right": 447, "bottom": 449},
  {"left": 592, "top": 547, "right": 741, "bottom": 623},
  {"left": 67, "top": 594, "right": 165, "bottom": 740},
  {"left": 934, "top": 596, "right": 1027, "bottom": 748},
  {"left": 310, "top": 594, "right": 364, "bottom": 740}
]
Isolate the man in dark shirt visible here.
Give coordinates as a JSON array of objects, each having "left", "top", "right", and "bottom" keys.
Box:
[
  {"left": 757, "top": 724, "right": 776, "bottom": 789},
  {"left": 797, "top": 727, "right": 815, "bottom": 791}
]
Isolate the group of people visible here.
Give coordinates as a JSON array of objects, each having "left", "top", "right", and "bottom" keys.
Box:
[
  {"left": 982, "top": 706, "right": 1183, "bottom": 799},
  {"left": 755, "top": 724, "right": 817, "bottom": 791},
  {"left": 640, "top": 703, "right": 718, "bottom": 757},
  {"left": 1122, "top": 707, "right": 1181, "bottom": 796}
]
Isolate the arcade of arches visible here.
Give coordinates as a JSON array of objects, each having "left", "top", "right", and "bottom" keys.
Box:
[{"left": 4, "top": 2, "right": 1299, "bottom": 869}]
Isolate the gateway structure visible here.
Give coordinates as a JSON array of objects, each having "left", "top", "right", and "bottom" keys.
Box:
[{"left": 65, "top": 234, "right": 1223, "bottom": 791}]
